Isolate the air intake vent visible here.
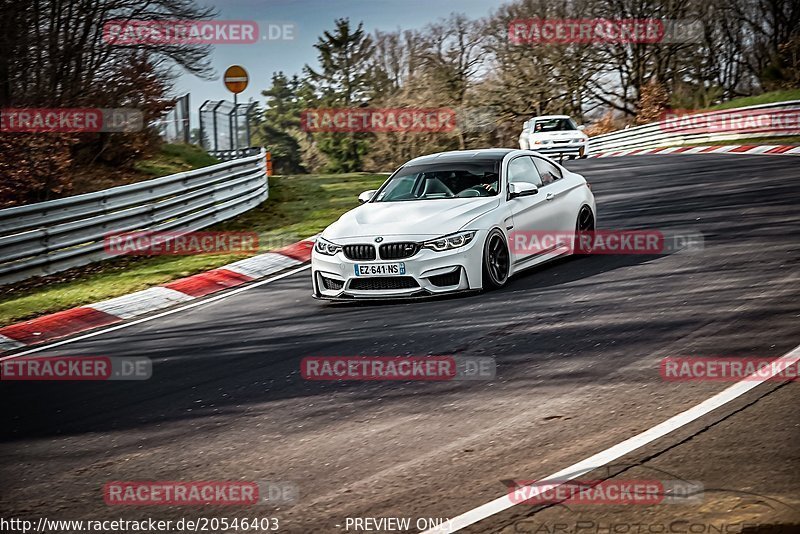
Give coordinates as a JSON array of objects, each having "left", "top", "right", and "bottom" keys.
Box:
[
  {"left": 319, "top": 274, "right": 344, "bottom": 290},
  {"left": 349, "top": 277, "right": 419, "bottom": 290},
  {"left": 379, "top": 242, "right": 420, "bottom": 260},
  {"left": 342, "top": 244, "right": 376, "bottom": 261},
  {"left": 428, "top": 269, "right": 461, "bottom": 287}
]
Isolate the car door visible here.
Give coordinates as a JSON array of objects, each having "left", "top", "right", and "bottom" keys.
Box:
[
  {"left": 519, "top": 121, "right": 530, "bottom": 149},
  {"left": 505, "top": 155, "right": 564, "bottom": 265},
  {"left": 531, "top": 155, "right": 577, "bottom": 232}
]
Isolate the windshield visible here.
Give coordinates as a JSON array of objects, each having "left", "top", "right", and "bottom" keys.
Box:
[
  {"left": 373, "top": 160, "right": 501, "bottom": 202},
  {"left": 533, "top": 118, "right": 577, "bottom": 132}
]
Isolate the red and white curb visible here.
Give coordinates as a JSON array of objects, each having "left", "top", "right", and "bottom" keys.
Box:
[
  {"left": 591, "top": 144, "right": 800, "bottom": 158},
  {"left": 0, "top": 238, "right": 315, "bottom": 353}
]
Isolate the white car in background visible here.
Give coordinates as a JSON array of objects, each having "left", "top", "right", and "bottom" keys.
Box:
[
  {"left": 311, "top": 149, "right": 596, "bottom": 300},
  {"left": 519, "top": 115, "right": 589, "bottom": 159}
]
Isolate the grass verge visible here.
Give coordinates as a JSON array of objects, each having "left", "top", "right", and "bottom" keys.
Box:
[
  {"left": 71, "top": 144, "right": 220, "bottom": 196},
  {"left": 133, "top": 143, "right": 221, "bottom": 177},
  {"left": 0, "top": 173, "right": 386, "bottom": 327},
  {"left": 705, "top": 89, "right": 800, "bottom": 111}
]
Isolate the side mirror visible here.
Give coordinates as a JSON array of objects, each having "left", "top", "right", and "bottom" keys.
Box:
[
  {"left": 509, "top": 182, "right": 539, "bottom": 199},
  {"left": 358, "top": 190, "right": 377, "bottom": 204},
  {"left": 577, "top": 125, "right": 586, "bottom": 131}
]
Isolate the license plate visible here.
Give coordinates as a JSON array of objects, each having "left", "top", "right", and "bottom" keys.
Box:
[{"left": 354, "top": 263, "right": 406, "bottom": 276}]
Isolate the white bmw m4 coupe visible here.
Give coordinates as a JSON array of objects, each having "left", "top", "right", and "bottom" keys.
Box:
[{"left": 311, "top": 148, "right": 596, "bottom": 300}]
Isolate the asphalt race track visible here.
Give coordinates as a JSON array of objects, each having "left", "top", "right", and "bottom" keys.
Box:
[{"left": 1, "top": 154, "right": 799, "bottom": 533}]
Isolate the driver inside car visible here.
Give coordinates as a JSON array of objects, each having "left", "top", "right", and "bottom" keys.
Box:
[{"left": 479, "top": 172, "right": 499, "bottom": 193}]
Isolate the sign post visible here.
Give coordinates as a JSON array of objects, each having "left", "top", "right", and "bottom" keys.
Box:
[{"left": 223, "top": 65, "right": 249, "bottom": 156}]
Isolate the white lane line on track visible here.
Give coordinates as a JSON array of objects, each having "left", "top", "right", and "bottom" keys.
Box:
[
  {"left": 0, "top": 264, "right": 312, "bottom": 362},
  {"left": 423, "top": 343, "right": 800, "bottom": 533}
]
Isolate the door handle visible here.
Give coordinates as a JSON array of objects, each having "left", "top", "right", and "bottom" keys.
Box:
[{"left": 545, "top": 192, "right": 555, "bottom": 201}]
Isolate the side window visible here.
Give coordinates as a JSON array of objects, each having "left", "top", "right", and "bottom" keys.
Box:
[
  {"left": 532, "top": 157, "right": 562, "bottom": 186},
  {"left": 507, "top": 156, "right": 543, "bottom": 187}
]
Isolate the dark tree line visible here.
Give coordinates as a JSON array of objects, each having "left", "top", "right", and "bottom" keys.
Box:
[
  {"left": 0, "top": 0, "right": 215, "bottom": 207},
  {"left": 0, "top": 0, "right": 797, "bottom": 203},
  {"left": 254, "top": 0, "right": 800, "bottom": 173}
]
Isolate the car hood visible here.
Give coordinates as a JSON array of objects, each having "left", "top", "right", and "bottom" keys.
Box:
[{"left": 323, "top": 197, "right": 499, "bottom": 241}]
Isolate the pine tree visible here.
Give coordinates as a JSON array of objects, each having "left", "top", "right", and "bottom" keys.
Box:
[
  {"left": 303, "top": 19, "right": 375, "bottom": 172},
  {"left": 256, "top": 73, "right": 303, "bottom": 173}
]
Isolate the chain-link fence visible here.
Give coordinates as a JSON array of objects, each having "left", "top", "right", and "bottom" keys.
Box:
[
  {"left": 154, "top": 94, "right": 190, "bottom": 143},
  {"left": 199, "top": 100, "right": 257, "bottom": 159}
]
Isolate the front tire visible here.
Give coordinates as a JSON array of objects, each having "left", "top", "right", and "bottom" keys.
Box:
[
  {"left": 482, "top": 229, "right": 510, "bottom": 289},
  {"left": 573, "top": 206, "right": 595, "bottom": 255}
]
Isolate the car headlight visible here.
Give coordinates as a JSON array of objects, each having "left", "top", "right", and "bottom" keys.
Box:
[
  {"left": 314, "top": 237, "right": 342, "bottom": 256},
  {"left": 422, "top": 230, "right": 477, "bottom": 252},
  {"left": 533, "top": 139, "right": 552, "bottom": 145},
  {"left": 573, "top": 138, "right": 584, "bottom": 143}
]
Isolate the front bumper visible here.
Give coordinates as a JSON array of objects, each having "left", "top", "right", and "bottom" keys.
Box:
[
  {"left": 311, "top": 235, "right": 485, "bottom": 300},
  {"left": 530, "top": 142, "right": 587, "bottom": 156}
]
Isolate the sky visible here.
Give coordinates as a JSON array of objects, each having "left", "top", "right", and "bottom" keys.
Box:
[{"left": 173, "top": 0, "right": 509, "bottom": 115}]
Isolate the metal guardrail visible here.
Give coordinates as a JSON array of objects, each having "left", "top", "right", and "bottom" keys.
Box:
[
  {"left": 588, "top": 100, "right": 800, "bottom": 153},
  {"left": 0, "top": 148, "right": 268, "bottom": 286},
  {"left": 208, "top": 147, "right": 263, "bottom": 161}
]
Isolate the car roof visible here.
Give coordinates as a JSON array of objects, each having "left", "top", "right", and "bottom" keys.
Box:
[
  {"left": 530, "top": 115, "right": 571, "bottom": 121},
  {"left": 404, "top": 149, "right": 514, "bottom": 165}
]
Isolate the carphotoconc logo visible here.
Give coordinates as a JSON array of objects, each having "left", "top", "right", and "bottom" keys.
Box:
[
  {"left": 301, "top": 356, "right": 495, "bottom": 381},
  {"left": 0, "top": 108, "right": 143, "bottom": 133},
  {"left": 301, "top": 108, "right": 457, "bottom": 133},
  {"left": 661, "top": 357, "right": 800, "bottom": 382},
  {"left": 104, "top": 231, "right": 259, "bottom": 256},
  {"left": 1, "top": 356, "right": 151, "bottom": 381}
]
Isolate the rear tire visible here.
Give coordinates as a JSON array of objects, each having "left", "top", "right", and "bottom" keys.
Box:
[{"left": 482, "top": 229, "right": 510, "bottom": 289}]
